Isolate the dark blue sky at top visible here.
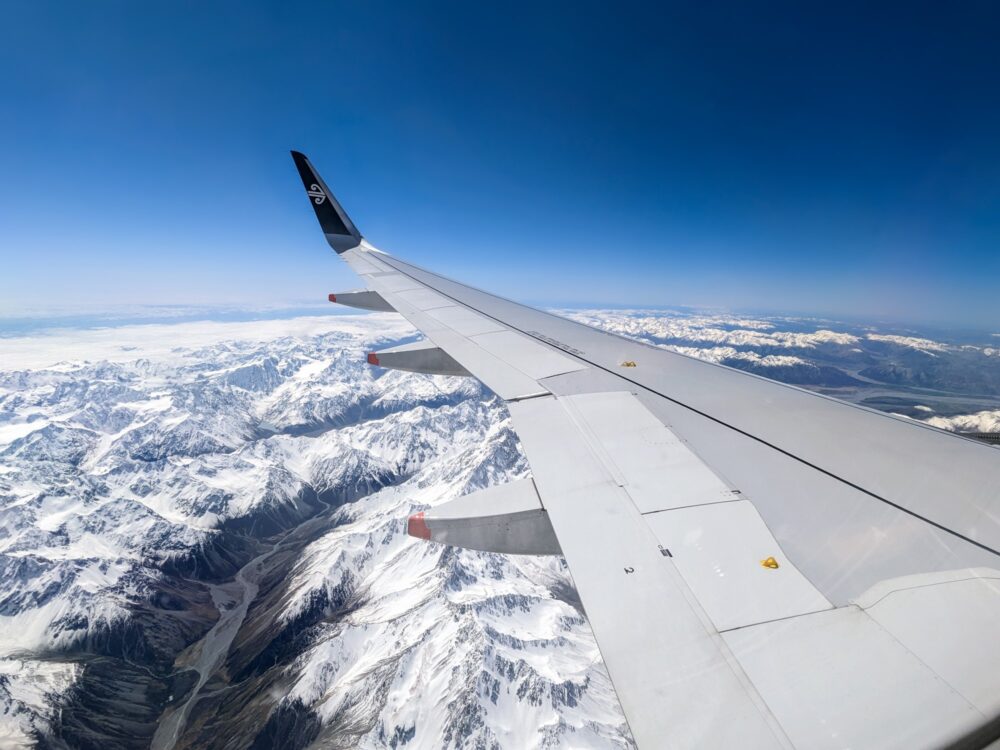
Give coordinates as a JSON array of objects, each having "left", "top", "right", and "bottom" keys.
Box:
[{"left": 1, "top": 2, "right": 998, "bottom": 327}]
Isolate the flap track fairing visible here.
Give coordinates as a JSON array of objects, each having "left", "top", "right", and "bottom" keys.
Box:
[
  {"left": 367, "top": 341, "right": 471, "bottom": 377},
  {"left": 407, "top": 478, "right": 561, "bottom": 555},
  {"left": 329, "top": 290, "right": 395, "bottom": 312}
]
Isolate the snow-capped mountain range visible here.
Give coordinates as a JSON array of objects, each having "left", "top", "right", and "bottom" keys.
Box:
[
  {"left": 1, "top": 308, "right": 997, "bottom": 749},
  {"left": 0, "top": 314, "right": 629, "bottom": 750}
]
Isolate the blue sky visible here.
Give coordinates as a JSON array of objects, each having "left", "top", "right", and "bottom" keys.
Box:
[{"left": 1, "top": 2, "right": 998, "bottom": 327}]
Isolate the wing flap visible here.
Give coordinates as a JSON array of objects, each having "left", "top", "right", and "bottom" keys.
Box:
[
  {"left": 644, "top": 501, "right": 832, "bottom": 631},
  {"left": 560, "top": 391, "right": 741, "bottom": 512},
  {"left": 858, "top": 570, "right": 1000, "bottom": 717},
  {"left": 723, "top": 606, "right": 985, "bottom": 750},
  {"left": 507, "top": 394, "right": 791, "bottom": 749}
]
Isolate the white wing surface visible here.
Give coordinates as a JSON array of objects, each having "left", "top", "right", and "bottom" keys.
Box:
[{"left": 291, "top": 152, "right": 1000, "bottom": 749}]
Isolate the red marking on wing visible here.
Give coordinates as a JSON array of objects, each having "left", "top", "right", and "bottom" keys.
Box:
[
  {"left": 367, "top": 352, "right": 380, "bottom": 366},
  {"left": 407, "top": 511, "right": 431, "bottom": 540}
]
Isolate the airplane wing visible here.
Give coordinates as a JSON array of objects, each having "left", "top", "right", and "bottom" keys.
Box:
[{"left": 290, "top": 151, "right": 1000, "bottom": 749}]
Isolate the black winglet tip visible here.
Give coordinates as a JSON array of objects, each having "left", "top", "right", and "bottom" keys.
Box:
[{"left": 289, "top": 150, "right": 362, "bottom": 253}]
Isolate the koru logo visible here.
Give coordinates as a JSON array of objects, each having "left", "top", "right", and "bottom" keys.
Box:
[{"left": 307, "top": 183, "right": 327, "bottom": 205}]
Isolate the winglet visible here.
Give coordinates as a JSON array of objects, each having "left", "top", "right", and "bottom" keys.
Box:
[{"left": 290, "top": 151, "right": 363, "bottom": 254}]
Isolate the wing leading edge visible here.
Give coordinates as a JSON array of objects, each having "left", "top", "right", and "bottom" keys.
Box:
[{"left": 290, "top": 152, "right": 1000, "bottom": 749}]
